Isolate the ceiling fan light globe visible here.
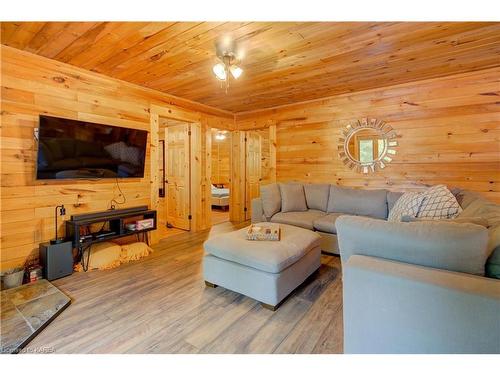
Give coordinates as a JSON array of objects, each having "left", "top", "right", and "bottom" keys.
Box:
[
  {"left": 215, "top": 133, "right": 226, "bottom": 140},
  {"left": 213, "top": 63, "right": 227, "bottom": 81},
  {"left": 230, "top": 65, "right": 243, "bottom": 79}
]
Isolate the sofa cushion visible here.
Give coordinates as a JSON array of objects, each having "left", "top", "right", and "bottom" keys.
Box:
[
  {"left": 401, "top": 215, "right": 489, "bottom": 228},
  {"left": 271, "top": 209, "right": 326, "bottom": 230},
  {"left": 337, "top": 215, "right": 490, "bottom": 276},
  {"left": 387, "top": 191, "right": 404, "bottom": 213},
  {"left": 388, "top": 192, "right": 425, "bottom": 222},
  {"left": 203, "top": 223, "right": 321, "bottom": 273},
  {"left": 279, "top": 183, "right": 308, "bottom": 213},
  {"left": 456, "top": 192, "right": 500, "bottom": 279},
  {"left": 486, "top": 232, "right": 500, "bottom": 279},
  {"left": 327, "top": 186, "right": 388, "bottom": 219},
  {"left": 313, "top": 213, "right": 344, "bottom": 234},
  {"left": 304, "top": 184, "right": 330, "bottom": 211},
  {"left": 260, "top": 183, "right": 281, "bottom": 219},
  {"left": 417, "top": 185, "right": 462, "bottom": 219},
  {"left": 457, "top": 193, "right": 500, "bottom": 228}
]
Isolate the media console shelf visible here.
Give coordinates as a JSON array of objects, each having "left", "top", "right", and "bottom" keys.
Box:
[{"left": 66, "top": 206, "right": 157, "bottom": 271}]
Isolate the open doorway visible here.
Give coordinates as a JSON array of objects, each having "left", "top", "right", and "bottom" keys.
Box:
[{"left": 210, "top": 128, "right": 231, "bottom": 225}]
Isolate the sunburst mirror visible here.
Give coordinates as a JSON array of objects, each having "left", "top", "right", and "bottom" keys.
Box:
[{"left": 338, "top": 118, "right": 398, "bottom": 174}]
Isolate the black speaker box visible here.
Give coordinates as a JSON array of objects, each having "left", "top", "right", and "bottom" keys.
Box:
[{"left": 39, "top": 241, "right": 74, "bottom": 281}]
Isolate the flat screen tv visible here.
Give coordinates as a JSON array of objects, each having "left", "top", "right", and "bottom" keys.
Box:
[{"left": 36, "top": 115, "right": 148, "bottom": 180}]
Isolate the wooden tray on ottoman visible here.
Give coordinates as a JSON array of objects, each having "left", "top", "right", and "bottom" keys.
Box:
[{"left": 246, "top": 224, "right": 281, "bottom": 241}]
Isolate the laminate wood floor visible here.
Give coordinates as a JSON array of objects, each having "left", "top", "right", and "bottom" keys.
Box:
[
  {"left": 211, "top": 208, "right": 230, "bottom": 226},
  {"left": 24, "top": 221, "right": 343, "bottom": 354}
]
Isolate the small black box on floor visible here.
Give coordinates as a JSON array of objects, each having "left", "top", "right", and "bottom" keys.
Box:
[{"left": 39, "top": 241, "right": 74, "bottom": 281}]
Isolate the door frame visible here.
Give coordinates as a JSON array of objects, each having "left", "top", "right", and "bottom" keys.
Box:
[
  {"left": 208, "top": 128, "right": 232, "bottom": 221},
  {"left": 150, "top": 104, "right": 202, "bottom": 237},
  {"left": 229, "top": 125, "right": 276, "bottom": 223}
]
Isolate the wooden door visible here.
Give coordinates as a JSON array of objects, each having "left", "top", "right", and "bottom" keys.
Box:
[
  {"left": 245, "top": 131, "right": 262, "bottom": 221},
  {"left": 165, "top": 124, "right": 191, "bottom": 230}
]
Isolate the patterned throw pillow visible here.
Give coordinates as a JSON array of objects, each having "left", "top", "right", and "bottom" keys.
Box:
[
  {"left": 417, "top": 184, "right": 462, "bottom": 219},
  {"left": 388, "top": 192, "right": 425, "bottom": 222}
]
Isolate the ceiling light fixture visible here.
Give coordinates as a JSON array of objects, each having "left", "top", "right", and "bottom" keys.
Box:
[
  {"left": 213, "top": 37, "right": 243, "bottom": 93},
  {"left": 215, "top": 131, "right": 227, "bottom": 141}
]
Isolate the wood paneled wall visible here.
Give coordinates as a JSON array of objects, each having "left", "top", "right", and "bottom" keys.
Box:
[
  {"left": 236, "top": 68, "right": 500, "bottom": 202},
  {"left": 0, "top": 45, "right": 233, "bottom": 271},
  {"left": 210, "top": 130, "right": 231, "bottom": 186}
]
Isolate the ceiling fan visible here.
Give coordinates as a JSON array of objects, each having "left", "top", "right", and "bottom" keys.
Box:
[{"left": 212, "top": 36, "right": 244, "bottom": 92}]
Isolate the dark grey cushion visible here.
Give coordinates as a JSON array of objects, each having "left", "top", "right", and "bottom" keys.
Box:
[
  {"left": 327, "top": 186, "right": 388, "bottom": 219},
  {"left": 486, "top": 239, "right": 500, "bottom": 279},
  {"left": 336, "top": 215, "right": 490, "bottom": 276},
  {"left": 313, "top": 213, "right": 344, "bottom": 234},
  {"left": 387, "top": 191, "right": 404, "bottom": 213},
  {"left": 260, "top": 183, "right": 281, "bottom": 219},
  {"left": 304, "top": 184, "right": 330, "bottom": 211},
  {"left": 271, "top": 209, "right": 326, "bottom": 230},
  {"left": 279, "top": 183, "right": 308, "bottom": 213}
]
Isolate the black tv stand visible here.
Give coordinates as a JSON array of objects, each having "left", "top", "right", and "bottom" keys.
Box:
[{"left": 66, "top": 206, "right": 157, "bottom": 272}]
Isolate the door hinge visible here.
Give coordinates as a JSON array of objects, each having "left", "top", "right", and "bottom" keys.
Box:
[
  {"left": 188, "top": 130, "right": 192, "bottom": 136},
  {"left": 188, "top": 214, "right": 192, "bottom": 220},
  {"left": 244, "top": 207, "right": 248, "bottom": 212},
  {"left": 244, "top": 137, "right": 247, "bottom": 142}
]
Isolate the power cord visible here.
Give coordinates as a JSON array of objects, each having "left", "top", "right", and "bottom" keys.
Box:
[{"left": 109, "top": 177, "right": 126, "bottom": 210}]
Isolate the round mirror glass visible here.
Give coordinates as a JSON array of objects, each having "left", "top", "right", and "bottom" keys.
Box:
[
  {"left": 346, "top": 128, "right": 388, "bottom": 165},
  {"left": 338, "top": 118, "right": 398, "bottom": 174}
]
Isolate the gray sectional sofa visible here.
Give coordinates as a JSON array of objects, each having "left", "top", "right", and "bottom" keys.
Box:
[
  {"left": 251, "top": 183, "right": 404, "bottom": 255},
  {"left": 252, "top": 183, "right": 500, "bottom": 353}
]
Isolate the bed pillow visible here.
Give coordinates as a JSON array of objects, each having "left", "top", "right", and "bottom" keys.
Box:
[
  {"left": 260, "top": 183, "right": 282, "bottom": 219},
  {"left": 279, "top": 183, "right": 308, "bottom": 213},
  {"left": 417, "top": 184, "right": 462, "bottom": 219},
  {"left": 388, "top": 192, "right": 425, "bottom": 222}
]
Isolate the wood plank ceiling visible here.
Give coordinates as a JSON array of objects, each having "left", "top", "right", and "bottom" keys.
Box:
[{"left": 2, "top": 22, "right": 499, "bottom": 112}]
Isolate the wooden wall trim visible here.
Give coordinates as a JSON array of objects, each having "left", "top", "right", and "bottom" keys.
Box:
[
  {"left": 149, "top": 112, "right": 160, "bottom": 245},
  {"left": 229, "top": 131, "right": 246, "bottom": 222},
  {"left": 190, "top": 123, "right": 202, "bottom": 231},
  {"left": 268, "top": 124, "right": 277, "bottom": 183}
]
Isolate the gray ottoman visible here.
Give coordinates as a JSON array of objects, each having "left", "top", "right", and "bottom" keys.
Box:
[{"left": 203, "top": 223, "right": 322, "bottom": 310}]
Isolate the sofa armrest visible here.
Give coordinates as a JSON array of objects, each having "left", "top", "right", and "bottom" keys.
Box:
[
  {"left": 336, "top": 215, "right": 489, "bottom": 275},
  {"left": 251, "top": 198, "right": 266, "bottom": 223},
  {"left": 344, "top": 255, "right": 500, "bottom": 354}
]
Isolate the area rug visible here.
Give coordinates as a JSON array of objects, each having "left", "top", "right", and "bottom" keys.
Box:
[{"left": 0, "top": 279, "right": 71, "bottom": 354}]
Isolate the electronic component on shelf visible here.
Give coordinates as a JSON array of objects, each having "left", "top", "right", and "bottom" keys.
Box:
[{"left": 94, "top": 231, "right": 116, "bottom": 239}]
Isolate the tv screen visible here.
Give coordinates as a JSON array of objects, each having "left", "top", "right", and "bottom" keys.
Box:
[{"left": 36, "top": 115, "right": 148, "bottom": 179}]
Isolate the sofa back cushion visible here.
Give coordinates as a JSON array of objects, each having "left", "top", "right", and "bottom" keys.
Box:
[
  {"left": 336, "top": 215, "right": 490, "bottom": 276},
  {"left": 327, "top": 186, "right": 388, "bottom": 219},
  {"left": 279, "top": 183, "right": 308, "bottom": 213},
  {"left": 304, "top": 184, "right": 330, "bottom": 211},
  {"left": 455, "top": 190, "right": 500, "bottom": 279},
  {"left": 260, "top": 183, "right": 282, "bottom": 219},
  {"left": 387, "top": 191, "right": 404, "bottom": 213}
]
